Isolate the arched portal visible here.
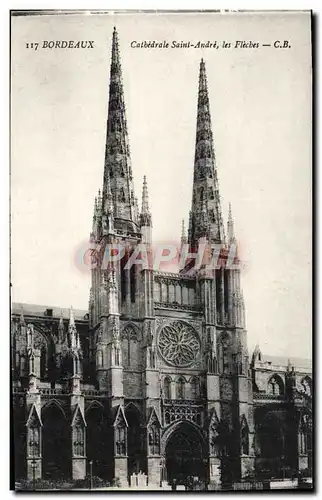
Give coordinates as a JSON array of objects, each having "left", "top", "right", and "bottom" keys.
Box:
[
  {"left": 86, "top": 404, "right": 111, "bottom": 479},
  {"left": 126, "top": 405, "right": 143, "bottom": 475},
  {"left": 42, "top": 403, "right": 70, "bottom": 479},
  {"left": 165, "top": 422, "right": 206, "bottom": 485}
]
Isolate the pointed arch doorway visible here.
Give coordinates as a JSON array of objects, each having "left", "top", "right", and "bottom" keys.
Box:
[{"left": 165, "top": 422, "right": 205, "bottom": 485}]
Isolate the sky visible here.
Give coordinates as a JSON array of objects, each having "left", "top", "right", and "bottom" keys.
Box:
[{"left": 11, "top": 11, "right": 312, "bottom": 359}]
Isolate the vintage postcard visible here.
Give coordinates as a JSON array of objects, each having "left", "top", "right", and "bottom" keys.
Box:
[{"left": 10, "top": 10, "right": 312, "bottom": 491}]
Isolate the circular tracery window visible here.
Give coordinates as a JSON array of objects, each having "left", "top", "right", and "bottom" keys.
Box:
[{"left": 158, "top": 322, "right": 200, "bottom": 367}]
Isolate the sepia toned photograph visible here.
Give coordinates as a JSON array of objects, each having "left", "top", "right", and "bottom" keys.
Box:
[{"left": 10, "top": 10, "right": 312, "bottom": 491}]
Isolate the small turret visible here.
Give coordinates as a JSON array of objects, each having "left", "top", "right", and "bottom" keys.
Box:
[
  {"left": 140, "top": 175, "right": 152, "bottom": 227},
  {"left": 140, "top": 176, "right": 152, "bottom": 246},
  {"left": 181, "top": 219, "right": 187, "bottom": 245}
]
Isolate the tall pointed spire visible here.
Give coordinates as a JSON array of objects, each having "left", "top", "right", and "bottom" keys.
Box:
[
  {"left": 102, "top": 27, "right": 138, "bottom": 232},
  {"left": 140, "top": 175, "right": 152, "bottom": 227},
  {"left": 188, "top": 59, "right": 225, "bottom": 248}
]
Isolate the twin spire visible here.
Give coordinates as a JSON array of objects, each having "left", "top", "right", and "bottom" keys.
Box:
[{"left": 98, "top": 29, "right": 235, "bottom": 246}]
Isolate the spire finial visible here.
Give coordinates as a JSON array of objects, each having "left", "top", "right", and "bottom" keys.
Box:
[
  {"left": 142, "top": 175, "right": 148, "bottom": 211},
  {"left": 102, "top": 27, "right": 138, "bottom": 229},
  {"left": 227, "top": 202, "right": 236, "bottom": 244},
  {"left": 188, "top": 60, "right": 225, "bottom": 248},
  {"left": 181, "top": 219, "right": 187, "bottom": 245},
  {"left": 140, "top": 175, "right": 152, "bottom": 227}
]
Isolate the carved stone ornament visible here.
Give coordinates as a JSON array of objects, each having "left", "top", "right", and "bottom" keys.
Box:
[{"left": 158, "top": 321, "right": 200, "bottom": 367}]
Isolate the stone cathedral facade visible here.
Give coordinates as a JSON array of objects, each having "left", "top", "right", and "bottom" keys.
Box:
[{"left": 12, "top": 28, "right": 312, "bottom": 488}]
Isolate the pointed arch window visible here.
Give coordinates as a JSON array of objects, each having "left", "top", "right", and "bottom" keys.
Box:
[
  {"left": 209, "top": 187, "right": 214, "bottom": 200},
  {"left": 268, "top": 375, "right": 284, "bottom": 396},
  {"left": 190, "top": 377, "right": 199, "bottom": 399},
  {"left": 73, "top": 425, "right": 85, "bottom": 456},
  {"left": 28, "top": 426, "right": 40, "bottom": 457},
  {"left": 164, "top": 377, "right": 171, "bottom": 400},
  {"left": 176, "top": 377, "right": 185, "bottom": 399}
]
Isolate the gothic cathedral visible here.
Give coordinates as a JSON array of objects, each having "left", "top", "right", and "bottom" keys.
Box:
[{"left": 12, "top": 28, "right": 312, "bottom": 488}]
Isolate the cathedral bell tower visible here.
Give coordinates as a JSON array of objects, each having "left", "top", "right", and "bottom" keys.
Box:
[{"left": 88, "top": 27, "right": 153, "bottom": 484}]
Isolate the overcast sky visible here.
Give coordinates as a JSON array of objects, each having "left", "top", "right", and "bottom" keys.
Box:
[{"left": 11, "top": 11, "right": 312, "bottom": 359}]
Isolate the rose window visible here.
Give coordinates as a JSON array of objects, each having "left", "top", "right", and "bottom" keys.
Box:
[{"left": 158, "top": 322, "right": 200, "bottom": 367}]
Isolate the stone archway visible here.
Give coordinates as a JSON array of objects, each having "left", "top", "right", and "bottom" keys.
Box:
[
  {"left": 164, "top": 422, "right": 206, "bottom": 485},
  {"left": 42, "top": 402, "right": 70, "bottom": 479}
]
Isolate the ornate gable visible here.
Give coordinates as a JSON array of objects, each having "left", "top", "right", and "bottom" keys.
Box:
[
  {"left": 71, "top": 404, "right": 86, "bottom": 427},
  {"left": 26, "top": 403, "right": 42, "bottom": 427},
  {"left": 147, "top": 406, "right": 162, "bottom": 428},
  {"left": 113, "top": 405, "right": 128, "bottom": 428}
]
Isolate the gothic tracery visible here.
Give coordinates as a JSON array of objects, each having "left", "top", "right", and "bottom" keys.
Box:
[{"left": 158, "top": 322, "right": 200, "bottom": 367}]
